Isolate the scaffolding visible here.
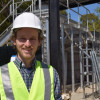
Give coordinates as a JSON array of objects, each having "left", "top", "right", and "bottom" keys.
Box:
[{"left": 60, "top": 0, "right": 100, "bottom": 99}]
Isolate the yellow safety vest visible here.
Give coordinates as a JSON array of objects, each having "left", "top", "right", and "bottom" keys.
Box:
[{"left": 0, "top": 61, "right": 54, "bottom": 100}]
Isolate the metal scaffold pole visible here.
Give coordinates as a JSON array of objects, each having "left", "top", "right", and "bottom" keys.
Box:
[
  {"left": 13, "top": 0, "right": 14, "bottom": 22},
  {"left": 32, "top": 0, "right": 33, "bottom": 12},
  {"left": 46, "top": 18, "right": 50, "bottom": 65},
  {"left": 67, "top": 0, "right": 69, "bottom": 24},
  {"left": 79, "top": 31, "right": 83, "bottom": 89},
  {"left": 61, "top": 24, "right": 67, "bottom": 93},
  {"left": 86, "top": 33, "right": 89, "bottom": 85},
  {"left": 39, "top": 0, "right": 41, "bottom": 17},
  {"left": 71, "top": 26, "right": 75, "bottom": 92},
  {"left": 78, "top": 4, "right": 80, "bottom": 28}
]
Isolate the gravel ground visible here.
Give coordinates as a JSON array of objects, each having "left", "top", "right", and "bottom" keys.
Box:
[{"left": 62, "top": 84, "right": 100, "bottom": 100}]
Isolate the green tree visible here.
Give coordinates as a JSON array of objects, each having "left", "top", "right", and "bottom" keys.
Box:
[
  {"left": 95, "top": 7, "right": 100, "bottom": 18},
  {"left": 60, "top": 10, "right": 67, "bottom": 16},
  {"left": 80, "top": 13, "right": 100, "bottom": 33}
]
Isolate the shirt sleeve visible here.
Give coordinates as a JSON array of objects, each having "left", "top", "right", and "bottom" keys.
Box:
[{"left": 53, "top": 68, "right": 62, "bottom": 100}]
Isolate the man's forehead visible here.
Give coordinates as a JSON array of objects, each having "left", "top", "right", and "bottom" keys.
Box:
[
  {"left": 16, "top": 29, "right": 39, "bottom": 37},
  {"left": 14, "top": 28, "right": 39, "bottom": 33}
]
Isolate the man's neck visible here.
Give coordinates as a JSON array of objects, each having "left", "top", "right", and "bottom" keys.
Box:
[
  {"left": 17, "top": 56, "right": 34, "bottom": 68},
  {"left": 23, "top": 59, "right": 32, "bottom": 68}
]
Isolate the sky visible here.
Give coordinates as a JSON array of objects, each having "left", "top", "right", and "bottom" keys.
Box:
[{"left": 69, "top": 3, "right": 100, "bottom": 22}]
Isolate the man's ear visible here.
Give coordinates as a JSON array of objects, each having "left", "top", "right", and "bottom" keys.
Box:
[
  {"left": 11, "top": 36, "right": 16, "bottom": 45},
  {"left": 38, "top": 40, "right": 42, "bottom": 46}
]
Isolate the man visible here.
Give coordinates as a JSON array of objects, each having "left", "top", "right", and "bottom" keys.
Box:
[{"left": 0, "top": 12, "right": 62, "bottom": 100}]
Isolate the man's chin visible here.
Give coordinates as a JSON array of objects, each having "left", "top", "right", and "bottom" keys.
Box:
[{"left": 23, "top": 54, "right": 33, "bottom": 59}]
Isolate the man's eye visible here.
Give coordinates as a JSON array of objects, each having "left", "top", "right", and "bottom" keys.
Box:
[
  {"left": 19, "top": 38, "right": 26, "bottom": 41},
  {"left": 30, "top": 38, "right": 36, "bottom": 40}
]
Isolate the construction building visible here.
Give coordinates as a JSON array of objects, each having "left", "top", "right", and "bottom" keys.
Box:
[{"left": 0, "top": 0, "right": 100, "bottom": 99}]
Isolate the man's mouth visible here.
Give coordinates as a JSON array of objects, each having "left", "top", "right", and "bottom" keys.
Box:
[{"left": 23, "top": 49, "right": 32, "bottom": 53}]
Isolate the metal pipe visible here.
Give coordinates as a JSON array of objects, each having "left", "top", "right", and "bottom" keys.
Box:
[
  {"left": 93, "top": 23, "right": 95, "bottom": 41},
  {"left": 82, "top": 51, "right": 86, "bottom": 99},
  {"left": 86, "top": 33, "right": 89, "bottom": 85},
  {"left": 32, "top": 0, "right": 33, "bottom": 12},
  {"left": 67, "top": 0, "right": 69, "bottom": 24},
  {"left": 78, "top": 4, "right": 80, "bottom": 28},
  {"left": 39, "top": 0, "right": 42, "bottom": 17},
  {"left": 71, "top": 26, "right": 75, "bottom": 92},
  {"left": 41, "top": 40, "right": 44, "bottom": 62},
  {"left": 75, "top": 42, "right": 90, "bottom": 58},
  {"left": 0, "top": 14, "right": 11, "bottom": 27},
  {"left": 0, "top": 24, "right": 12, "bottom": 37},
  {"left": 10, "top": 4, "right": 12, "bottom": 15},
  {"left": 65, "top": 31, "right": 72, "bottom": 42},
  {"left": 60, "top": 2, "right": 82, "bottom": 16},
  {"left": 12, "top": 1, "right": 24, "bottom": 15},
  {"left": 90, "top": 51, "right": 100, "bottom": 93},
  {"left": 13, "top": 0, "right": 14, "bottom": 22},
  {"left": 15, "top": 3, "right": 17, "bottom": 17},
  {"left": 30, "top": 5, "right": 32, "bottom": 12},
  {"left": 86, "top": 10, "right": 89, "bottom": 32},
  {"left": 0, "top": 0, "right": 12, "bottom": 14},
  {"left": 90, "top": 52, "right": 98, "bottom": 93},
  {"left": 46, "top": 18, "right": 50, "bottom": 65},
  {"left": 65, "top": 52, "right": 68, "bottom": 88},
  {"left": 61, "top": 24, "right": 66, "bottom": 93},
  {"left": 94, "top": 52, "right": 100, "bottom": 93},
  {"left": 94, "top": 52, "right": 100, "bottom": 79},
  {"left": 79, "top": 31, "right": 83, "bottom": 89},
  {"left": 70, "top": 0, "right": 91, "bottom": 13},
  {"left": 92, "top": 64, "right": 95, "bottom": 100}
]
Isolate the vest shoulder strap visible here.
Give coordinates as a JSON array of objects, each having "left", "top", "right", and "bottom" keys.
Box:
[
  {"left": 1, "top": 64, "right": 14, "bottom": 100},
  {"left": 41, "top": 62, "right": 51, "bottom": 100}
]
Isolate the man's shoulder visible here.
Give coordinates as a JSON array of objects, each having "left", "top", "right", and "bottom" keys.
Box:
[
  {"left": 37, "top": 61, "right": 53, "bottom": 68},
  {"left": 0, "top": 62, "right": 13, "bottom": 68},
  {"left": 37, "top": 61, "right": 59, "bottom": 73},
  {"left": 40, "top": 61, "right": 49, "bottom": 68},
  {"left": 0, "top": 63, "right": 8, "bottom": 68}
]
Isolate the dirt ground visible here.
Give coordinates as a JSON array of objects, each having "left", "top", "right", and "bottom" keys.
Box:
[{"left": 62, "top": 84, "right": 100, "bottom": 100}]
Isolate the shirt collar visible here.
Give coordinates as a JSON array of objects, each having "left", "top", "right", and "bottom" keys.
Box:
[{"left": 14, "top": 56, "right": 37, "bottom": 70}]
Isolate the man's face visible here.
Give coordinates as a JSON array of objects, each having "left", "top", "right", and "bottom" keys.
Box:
[{"left": 13, "top": 28, "right": 41, "bottom": 61}]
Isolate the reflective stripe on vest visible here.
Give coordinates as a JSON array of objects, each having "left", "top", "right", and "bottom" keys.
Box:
[
  {"left": 41, "top": 62, "right": 51, "bottom": 100},
  {"left": 1, "top": 64, "right": 14, "bottom": 100},
  {"left": 0, "top": 61, "right": 54, "bottom": 100}
]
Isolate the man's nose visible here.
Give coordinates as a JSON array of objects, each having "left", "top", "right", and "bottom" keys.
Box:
[{"left": 25, "top": 40, "right": 31, "bottom": 47}]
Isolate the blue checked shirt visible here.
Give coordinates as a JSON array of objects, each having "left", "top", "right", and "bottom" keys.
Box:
[{"left": 14, "top": 57, "right": 62, "bottom": 100}]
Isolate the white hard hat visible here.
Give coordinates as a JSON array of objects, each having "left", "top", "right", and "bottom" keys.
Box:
[{"left": 12, "top": 12, "right": 42, "bottom": 32}]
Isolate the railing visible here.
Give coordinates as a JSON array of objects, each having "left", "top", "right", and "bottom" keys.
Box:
[
  {"left": 90, "top": 51, "right": 100, "bottom": 93},
  {"left": 59, "top": 0, "right": 95, "bottom": 40},
  {"left": 0, "top": 1, "right": 25, "bottom": 27},
  {"left": 0, "top": 24, "right": 12, "bottom": 37},
  {"left": 0, "top": 0, "right": 12, "bottom": 14},
  {"left": 75, "top": 42, "right": 100, "bottom": 98}
]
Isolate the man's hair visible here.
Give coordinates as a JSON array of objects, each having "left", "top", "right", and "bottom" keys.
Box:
[{"left": 12, "top": 28, "right": 44, "bottom": 41}]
